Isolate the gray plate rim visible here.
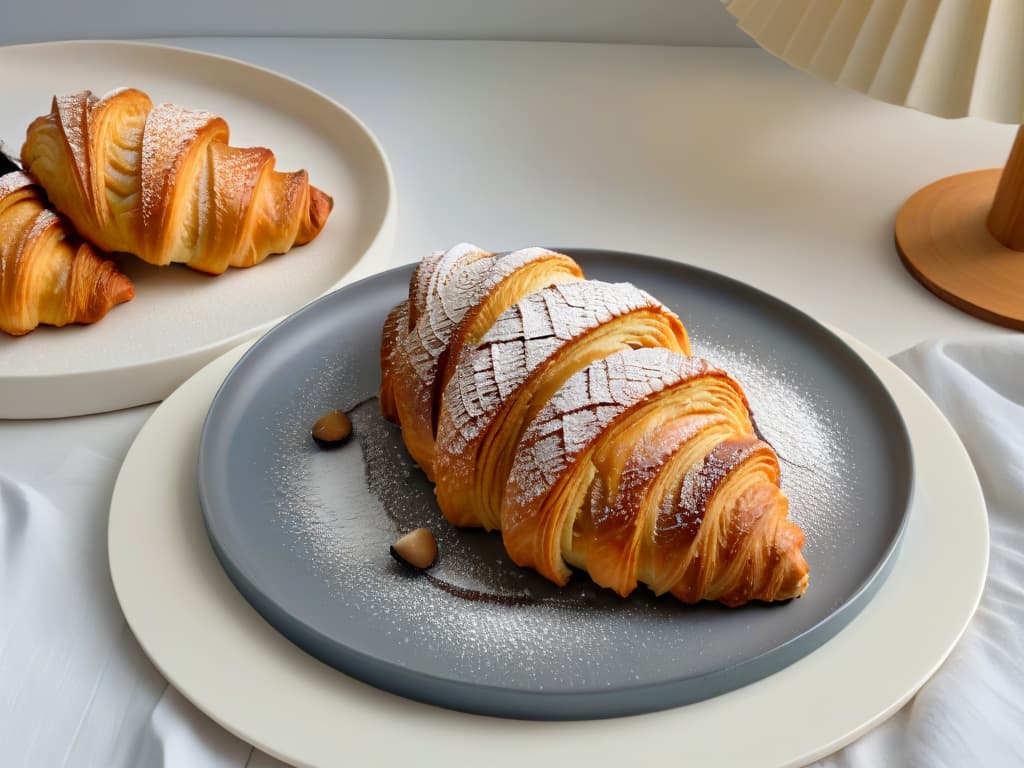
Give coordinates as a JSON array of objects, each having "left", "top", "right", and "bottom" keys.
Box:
[{"left": 198, "top": 248, "right": 914, "bottom": 720}]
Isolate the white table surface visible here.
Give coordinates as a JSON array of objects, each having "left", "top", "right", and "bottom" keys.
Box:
[{"left": 0, "top": 37, "right": 1014, "bottom": 766}]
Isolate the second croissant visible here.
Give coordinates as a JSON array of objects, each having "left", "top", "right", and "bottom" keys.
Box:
[
  {"left": 20, "top": 88, "right": 333, "bottom": 275},
  {"left": 0, "top": 170, "right": 134, "bottom": 336}
]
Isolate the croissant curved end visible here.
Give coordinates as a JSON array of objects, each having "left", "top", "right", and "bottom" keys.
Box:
[
  {"left": 108, "top": 268, "right": 136, "bottom": 305},
  {"left": 80, "top": 252, "right": 136, "bottom": 323},
  {"left": 779, "top": 543, "right": 811, "bottom": 600},
  {"left": 298, "top": 184, "right": 333, "bottom": 244}
]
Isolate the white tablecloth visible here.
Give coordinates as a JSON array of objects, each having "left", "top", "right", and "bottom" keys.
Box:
[{"left": 2, "top": 335, "right": 1022, "bottom": 767}]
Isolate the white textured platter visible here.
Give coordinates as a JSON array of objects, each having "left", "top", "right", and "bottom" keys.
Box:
[
  {"left": 109, "top": 329, "right": 987, "bottom": 767},
  {"left": 0, "top": 41, "right": 395, "bottom": 418}
]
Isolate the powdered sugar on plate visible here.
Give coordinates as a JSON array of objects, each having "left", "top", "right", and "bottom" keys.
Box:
[
  {"left": 266, "top": 354, "right": 754, "bottom": 688},
  {"left": 690, "top": 334, "right": 855, "bottom": 551}
]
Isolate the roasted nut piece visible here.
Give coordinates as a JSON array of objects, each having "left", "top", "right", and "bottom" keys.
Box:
[
  {"left": 312, "top": 409, "right": 352, "bottom": 446},
  {"left": 390, "top": 528, "right": 438, "bottom": 569}
]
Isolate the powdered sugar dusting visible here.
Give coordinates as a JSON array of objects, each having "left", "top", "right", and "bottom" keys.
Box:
[
  {"left": 690, "top": 336, "right": 853, "bottom": 548},
  {"left": 665, "top": 439, "right": 768, "bottom": 536},
  {"left": 140, "top": 103, "right": 219, "bottom": 232},
  {"left": 404, "top": 243, "right": 490, "bottom": 388},
  {"left": 438, "top": 280, "right": 669, "bottom": 456},
  {"left": 381, "top": 301, "right": 409, "bottom": 375},
  {"left": 54, "top": 91, "right": 97, "bottom": 189},
  {"left": 508, "top": 348, "right": 713, "bottom": 507},
  {"left": 406, "top": 245, "right": 573, "bottom": 389},
  {"left": 408, "top": 249, "right": 445, "bottom": 325},
  {"left": 24, "top": 207, "right": 59, "bottom": 241},
  {"left": 591, "top": 414, "right": 723, "bottom": 530},
  {"left": 0, "top": 171, "right": 34, "bottom": 198},
  {"left": 398, "top": 245, "right": 582, "bottom": 455}
]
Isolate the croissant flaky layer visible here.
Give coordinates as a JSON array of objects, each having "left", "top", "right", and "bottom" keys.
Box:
[
  {"left": 435, "top": 279, "right": 689, "bottom": 530},
  {"left": 0, "top": 171, "right": 134, "bottom": 336},
  {"left": 384, "top": 244, "right": 584, "bottom": 477},
  {"left": 20, "top": 88, "right": 332, "bottom": 275},
  {"left": 381, "top": 244, "right": 810, "bottom": 607}
]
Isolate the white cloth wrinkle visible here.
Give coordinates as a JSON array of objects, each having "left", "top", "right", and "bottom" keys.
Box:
[
  {"left": 0, "top": 446, "right": 252, "bottom": 768},
  {"left": 817, "top": 336, "right": 1024, "bottom": 768},
  {"left": 131, "top": 687, "right": 253, "bottom": 768}
]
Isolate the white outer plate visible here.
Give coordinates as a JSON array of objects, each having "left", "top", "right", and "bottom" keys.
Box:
[
  {"left": 0, "top": 41, "right": 395, "bottom": 418},
  {"left": 109, "top": 332, "right": 988, "bottom": 768}
]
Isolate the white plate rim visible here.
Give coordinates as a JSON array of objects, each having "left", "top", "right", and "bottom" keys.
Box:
[
  {"left": 0, "top": 40, "right": 396, "bottom": 418},
  {"left": 108, "top": 328, "right": 988, "bottom": 768}
]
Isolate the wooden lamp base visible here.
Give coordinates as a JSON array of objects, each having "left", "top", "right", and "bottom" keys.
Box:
[
  {"left": 896, "top": 123, "right": 1024, "bottom": 331},
  {"left": 896, "top": 169, "right": 1024, "bottom": 330}
]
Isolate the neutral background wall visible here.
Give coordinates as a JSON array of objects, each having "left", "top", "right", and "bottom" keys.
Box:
[{"left": 3, "top": 0, "right": 753, "bottom": 46}]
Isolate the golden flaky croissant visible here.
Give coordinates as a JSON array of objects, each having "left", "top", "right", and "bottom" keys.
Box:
[
  {"left": 381, "top": 244, "right": 809, "bottom": 607},
  {"left": 20, "top": 88, "right": 332, "bottom": 275},
  {"left": 0, "top": 171, "right": 134, "bottom": 336}
]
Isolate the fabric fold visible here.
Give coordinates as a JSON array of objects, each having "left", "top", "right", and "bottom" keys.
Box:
[{"left": 819, "top": 334, "right": 1024, "bottom": 767}]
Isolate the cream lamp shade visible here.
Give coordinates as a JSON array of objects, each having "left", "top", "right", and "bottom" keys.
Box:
[{"left": 726, "top": 0, "right": 1024, "bottom": 330}]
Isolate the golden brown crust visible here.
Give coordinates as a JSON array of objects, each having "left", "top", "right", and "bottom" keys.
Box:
[
  {"left": 433, "top": 280, "right": 689, "bottom": 531},
  {"left": 503, "top": 348, "right": 751, "bottom": 585},
  {"left": 389, "top": 244, "right": 584, "bottom": 477},
  {"left": 383, "top": 245, "right": 810, "bottom": 606},
  {"left": 0, "top": 171, "right": 134, "bottom": 336},
  {"left": 379, "top": 301, "right": 409, "bottom": 423},
  {"left": 300, "top": 184, "right": 334, "bottom": 245},
  {"left": 579, "top": 413, "right": 728, "bottom": 596},
  {"left": 21, "top": 88, "right": 332, "bottom": 275}
]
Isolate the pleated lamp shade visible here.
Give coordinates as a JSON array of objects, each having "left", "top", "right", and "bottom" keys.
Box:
[{"left": 726, "top": 0, "right": 1024, "bottom": 330}]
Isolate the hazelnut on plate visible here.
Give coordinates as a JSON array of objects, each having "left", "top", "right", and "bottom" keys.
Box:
[
  {"left": 390, "top": 528, "right": 438, "bottom": 570},
  {"left": 312, "top": 409, "right": 352, "bottom": 446}
]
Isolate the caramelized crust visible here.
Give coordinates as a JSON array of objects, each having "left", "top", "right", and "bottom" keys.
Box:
[
  {"left": 504, "top": 347, "right": 752, "bottom": 585},
  {"left": 0, "top": 171, "right": 134, "bottom": 336},
  {"left": 388, "top": 244, "right": 583, "bottom": 477},
  {"left": 434, "top": 280, "right": 688, "bottom": 530},
  {"left": 383, "top": 245, "right": 810, "bottom": 606},
  {"left": 379, "top": 301, "right": 409, "bottom": 423},
  {"left": 21, "top": 88, "right": 332, "bottom": 275}
]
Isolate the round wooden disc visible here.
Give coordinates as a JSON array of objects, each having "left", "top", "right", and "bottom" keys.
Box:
[{"left": 896, "top": 169, "right": 1024, "bottom": 330}]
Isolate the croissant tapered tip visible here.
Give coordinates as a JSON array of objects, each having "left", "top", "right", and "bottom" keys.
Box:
[
  {"left": 109, "top": 269, "right": 136, "bottom": 305},
  {"left": 290, "top": 182, "right": 332, "bottom": 246},
  {"left": 776, "top": 549, "right": 810, "bottom": 602},
  {"left": 74, "top": 247, "right": 135, "bottom": 324},
  {"left": 306, "top": 185, "right": 333, "bottom": 241}
]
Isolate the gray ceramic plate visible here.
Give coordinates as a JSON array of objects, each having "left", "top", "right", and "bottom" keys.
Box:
[{"left": 198, "top": 250, "right": 913, "bottom": 720}]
